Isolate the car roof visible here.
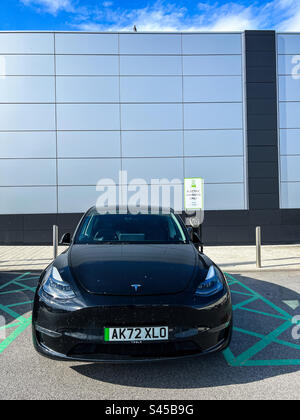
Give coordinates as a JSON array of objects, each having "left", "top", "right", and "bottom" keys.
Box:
[{"left": 87, "top": 206, "right": 175, "bottom": 216}]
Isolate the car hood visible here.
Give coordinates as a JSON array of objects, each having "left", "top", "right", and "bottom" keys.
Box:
[{"left": 69, "top": 244, "right": 198, "bottom": 296}]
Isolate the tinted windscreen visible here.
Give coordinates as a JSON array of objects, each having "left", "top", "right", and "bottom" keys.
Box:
[{"left": 75, "top": 213, "right": 187, "bottom": 244}]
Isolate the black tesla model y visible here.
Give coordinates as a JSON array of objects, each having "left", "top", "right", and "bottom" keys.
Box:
[{"left": 32, "top": 207, "right": 232, "bottom": 362}]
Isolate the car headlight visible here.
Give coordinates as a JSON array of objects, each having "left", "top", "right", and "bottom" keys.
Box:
[
  {"left": 195, "top": 266, "right": 224, "bottom": 296},
  {"left": 42, "top": 266, "right": 76, "bottom": 300}
]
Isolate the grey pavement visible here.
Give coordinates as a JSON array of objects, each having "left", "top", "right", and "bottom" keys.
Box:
[{"left": 0, "top": 244, "right": 300, "bottom": 272}]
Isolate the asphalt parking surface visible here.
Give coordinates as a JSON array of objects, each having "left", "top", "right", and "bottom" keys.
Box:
[{"left": 0, "top": 270, "right": 300, "bottom": 400}]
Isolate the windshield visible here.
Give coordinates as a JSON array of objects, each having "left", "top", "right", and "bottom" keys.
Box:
[{"left": 75, "top": 212, "right": 188, "bottom": 245}]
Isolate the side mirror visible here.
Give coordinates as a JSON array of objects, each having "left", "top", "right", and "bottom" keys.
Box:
[
  {"left": 192, "top": 232, "right": 203, "bottom": 246},
  {"left": 188, "top": 230, "right": 204, "bottom": 253},
  {"left": 187, "top": 228, "right": 202, "bottom": 245},
  {"left": 59, "top": 232, "right": 71, "bottom": 245}
]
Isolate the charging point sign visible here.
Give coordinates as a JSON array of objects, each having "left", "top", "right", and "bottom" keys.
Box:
[{"left": 184, "top": 178, "right": 204, "bottom": 211}]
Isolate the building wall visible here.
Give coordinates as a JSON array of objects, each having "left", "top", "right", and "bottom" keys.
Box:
[
  {"left": 0, "top": 32, "right": 246, "bottom": 217},
  {"left": 0, "top": 31, "right": 299, "bottom": 245},
  {"left": 278, "top": 33, "right": 300, "bottom": 209}
]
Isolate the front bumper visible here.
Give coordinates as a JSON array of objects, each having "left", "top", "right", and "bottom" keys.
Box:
[
  {"left": 32, "top": 293, "right": 232, "bottom": 363},
  {"left": 33, "top": 330, "right": 231, "bottom": 363}
]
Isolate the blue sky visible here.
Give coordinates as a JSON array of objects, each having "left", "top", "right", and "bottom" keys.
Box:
[{"left": 1, "top": 0, "right": 299, "bottom": 31}]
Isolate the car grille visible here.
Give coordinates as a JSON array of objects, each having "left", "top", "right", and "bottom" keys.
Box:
[{"left": 69, "top": 341, "right": 200, "bottom": 359}]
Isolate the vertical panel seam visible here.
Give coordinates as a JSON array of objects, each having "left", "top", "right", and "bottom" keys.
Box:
[
  {"left": 118, "top": 34, "right": 122, "bottom": 173},
  {"left": 275, "top": 32, "right": 282, "bottom": 209},
  {"left": 242, "top": 31, "right": 249, "bottom": 211},
  {"left": 53, "top": 32, "right": 59, "bottom": 214},
  {"left": 181, "top": 33, "right": 185, "bottom": 181}
]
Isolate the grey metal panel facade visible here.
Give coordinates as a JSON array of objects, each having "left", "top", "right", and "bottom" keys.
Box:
[{"left": 0, "top": 31, "right": 298, "bottom": 245}]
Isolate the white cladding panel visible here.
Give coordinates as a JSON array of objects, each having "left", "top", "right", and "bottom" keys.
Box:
[
  {"left": 183, "top": 55, "right": 242, "bottom": 76},
  {"left": 0, "top": 55, "right": 54, "bottom": 75},
  {"left": 0, "top": 132, "right": 56, "bottom": 159},
  {"left": 0, "top": 159, "right": 56, "bottom": 186},
  {"left": 58, "top": 159, "right": 122, "bottom": 186},
  {"left": 0, "top": 104, "right": 55, "bottom": 130},
  {"left": 56, "top": 76, "right": 119, "bottom": 103},
  {"left": 120, "top": 77, "right": 182, "bottom": 103},
  {"left": 119, "top": 34, "right": 181, "bottom": 55},
  {"left": 0, "top": 33, "right": 54, "bottom": 54},
  {"left": 57, "top": 104, "right": 120, "bottom": 130},
  {"left": 122, "top": 131, "right": 183, "bottom": 158},
  {"left": 182, "top": 34, "right": 242, "bottom": 54},
  {"left": 0, "top": 76, "right": 55, "bottom": 102},
  {"left": 57, "top": 131, "right": 121, "bottom": 158},
  {"left": 120, "top": 55, "right": 182, "bottom": 76},
  {"left": 277, "top": 34, "right": 300, "bottom": 55},
  {"left": 56, "top": 55, "right": 119, "bottom": 76},
  {"left": 55, "top": 33, "right": 118, "bottom": 54},
  {"left": 0, "top": 187, "right": 57, "bottom": 214},
  {"left": 183, "top": 76, "right": 242, "bottom": 102}
]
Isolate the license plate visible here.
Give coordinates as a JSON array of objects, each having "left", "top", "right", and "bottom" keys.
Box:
[{"left": 104, "top": 326, "right": 168, "bottom": 342}]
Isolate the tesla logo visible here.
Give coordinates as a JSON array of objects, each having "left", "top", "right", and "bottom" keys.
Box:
[{"left": 131, "top": 284, "right": 142, "bottom": 292}]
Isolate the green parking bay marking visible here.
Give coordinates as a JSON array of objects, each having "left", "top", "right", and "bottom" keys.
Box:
[
  {"left": 0, "top": 272, "right": 38, "bottom": 355},
  {"left": 0, "top": 271, "right": 300, "bottom": 367},
  {"left": 223, "top": 273, "right": 300, "bottom": 367}
]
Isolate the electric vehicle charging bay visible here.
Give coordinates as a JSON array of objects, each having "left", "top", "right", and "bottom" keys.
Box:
[{"left": 0, "top": 271, "right": 299, "bottom": 368}]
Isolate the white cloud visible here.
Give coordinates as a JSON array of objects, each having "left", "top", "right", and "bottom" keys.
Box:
[
  {"left": 21, "top": 0, "right": 74, "bottom": 15},
  {"left": 277, "top": 0, "right": 300, "bottom": 31},
  {"left": 75, "top": 2, "right": 262, "bottom": 32},
  {"left": 208, "top": 14, "right": 257, "bottom": 32},
  {"left": 196, "top": 4, "right": 261, "bottom": 32},
  {"left": 20, "top": 0, "right": 300, "bottom": 32},
  {"left": 77, "top": 22, "right": 102, "bottom": 31},
  {"left": 282, "top": 12, "right": 300, "bottom": 31},
  {"left": 118, "top": 5, "right": 188, "bottom": 32},
  {"left": 197, "top": 3, "right": 215, "bottom": 13}
]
